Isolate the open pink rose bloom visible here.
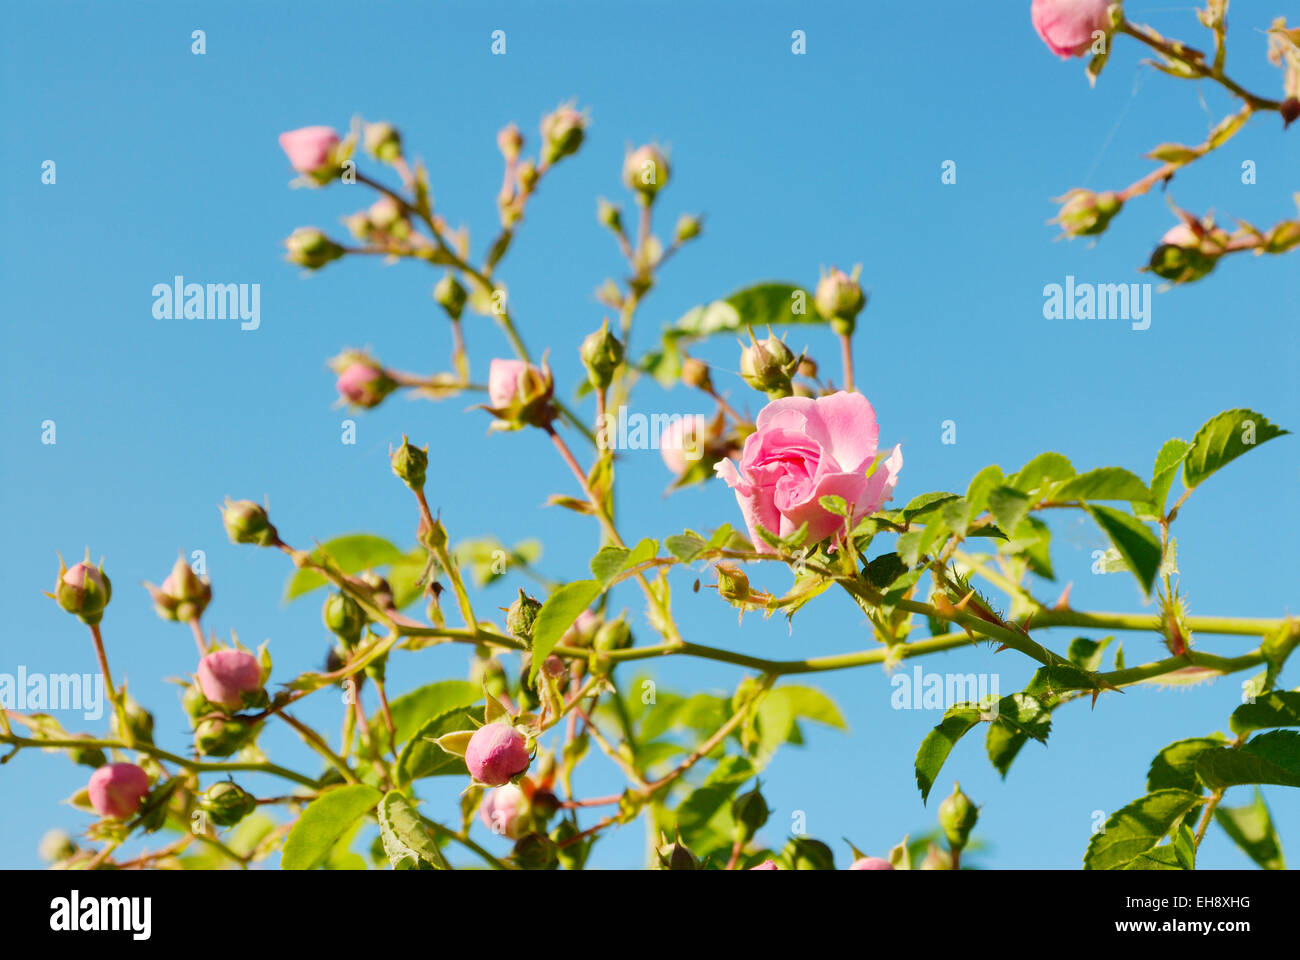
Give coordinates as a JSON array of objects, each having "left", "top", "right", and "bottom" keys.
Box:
[{"left": 715, "top": 392, "right": 901, "bottom": 553}]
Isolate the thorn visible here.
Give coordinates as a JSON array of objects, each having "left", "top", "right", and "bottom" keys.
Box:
[
  {"left": 954, "top": 589, "right": 975, "bottom": 612},
  {"left": 1052, "top": 583, "right": 1073, "bottom": 610}
]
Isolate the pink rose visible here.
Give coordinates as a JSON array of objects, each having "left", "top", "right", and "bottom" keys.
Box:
[
  {"left": 466, "top": 722, "right": 530, "bottom": 786},
  {"left": 197, "top": 649, "right": 262, "bottom": 711},
  {"left": 278, "top": 126, "right": 340, "bottom": 174},
  {"left": 479, "top": 783, "right": 527, "bottom": 838},
  {"left": 87, "top": 763, "right": 150, "bottom": 819},
  {"left": 750, "top": 859, "right": 780, "bottom": 870},
  {"left": 1031, "top": 0, "right": 1111, "bottom": 59},
  {"left": 850, "top": 856, "right": 895, "bottom": 870},
  {"left": 660, "top": 415, "right": 707, "bottom": 476},
  {"left": 715, "top": 392, "right": 902, "bottom": 553}
]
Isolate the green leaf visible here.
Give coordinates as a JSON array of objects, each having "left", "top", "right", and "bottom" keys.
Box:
[
  {"left": 819, "top": 495, "right": 849, "bottom": 518},
  {"left": 1182, "top": 409, "right": 1289, "bottom": 489},
  {"left": 396, "top": 706, "right": 484, "bottom": 786},
  {"left": 1146, "top": 438, "right": 1191, "bottom": 515},
  {"left": 1119, "top": 843, "right": 1185, "bottom": 870},
  {"left": 987, "top": 487, "right": 1031, "bottom": 536},
  {"left": 281, "top": 784, "right": 383, "bottom": 870},
  {"left": 371, "top": 680, "right": 479, "bottom": 751},
  {"left": 1146, "top": 735, "right": 1227, "bottom": 792},
  {"left": 1010, "top": 452, "right": 1074, "bottom": 493},
  {"left": 283, "top": 535, "right": 407, "bottom": 602},
  {"left": 1067, "top": 636, "right": 1113, "bottom": 672},
  {"left": 1083, "top": 789, "right": 1203, "bottom": 870},
  {"left": 665, "top": 532, "right": 707, "bottom": 563},
  {"left": 1196, "top": 730, "right": 1300, "bottom": 789},
  {"left": 590, "top": 539, "right": 658, "bottom": 585},
  {"left": 530, "top": 580, "right": 603, "bottom": 682},
  {"left": 964, "top": 465, "right": 1004, "bottom": 516},
  {"left": 915, "top": 705, "right": 981, "bottom": 803},
  {"left": 900, "top": 492, "right": 960, "bottom": 523},
  {"left": 984, "top": 693, "right": 1053, "bottom": 777},
  {"left": 377, "top": 790, "right": 450, "bottom": 870},
  {"left": 768, "top": 685, "right": 847, "bottom": 731},
  {"left": 1054, "top": 467, "right": 1152, "bottom": 503},
  {"left": 1214, "top": 789, "right": 1286, "bottom": 870},
  {"left": 590, "top": 546, "right": 630, "bottom": 586},
  {"left": 669, "top": 282, "right": 823, "bottom": 341},
  {"left": 1229, "top": 691, "right": 1300, "bottom": 736},
  {"left": 1086, "top": 505, "right": 1162, "bottom": 594}
]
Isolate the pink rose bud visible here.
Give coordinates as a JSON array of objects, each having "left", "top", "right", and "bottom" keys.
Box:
[
  {"left": 197, "top": 649, "right": 263, "bottom": 711},
  {"left": 715, "top": 392, "right": 902, "bottom": 553},
  {"left": 87, "top": 763, "right": 150, "bottom": 820},
  {"left": 336, "top": 361, "right": 396, "bottom": 409},
  {"left": 623, "top": 144, "right": 670, "bottom": 198},
  {"left": 484, "top": 358, "right": 555, "bottom": 429},
  {"left": 1161, "top": 223, "right": 1201, "bottom": 248},
  {"left": 487, "top": 358, "right": 532, "bottom": 408},
  {"left": 540, "top": 104, "right": 587, "bottom": 166},
  {"left": 466, "top": 722, "right": 530, "bottom": 786},
  {"left": 1031, "top": 0, "right": 1112, "bottom": 59},
  {"left": 278, "top": 125, "right": 341, "bottom": 174},
  {"left": 479, "top": 783, "right": 528, "bottom": 839},
  {"left": 55, "top": 560, "right": 112, "bottom": 623},
  {"left": 850, "top": 856, "right": 895, "bottom": 870},
  {"left": 660, "top": 415, "right": 708, "bottom": 477},
  {"left": 750, "top": 859, "right": 780, "bottom": 870},
  {"left": 497, "top": 123, "right": 524, "bottom": 161}
]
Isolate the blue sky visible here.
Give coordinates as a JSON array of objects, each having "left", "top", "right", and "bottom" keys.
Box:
[{"left": 1, "top": 0, "right": 1296, "bottom": 869}]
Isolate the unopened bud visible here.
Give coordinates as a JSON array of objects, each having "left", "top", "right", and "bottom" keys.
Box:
[
  {"left": 731, "top": 785, "right": 769, "bottom": 842},
  {"left": 938, "top": 781, "right": 979, "bottom": 852},
  {"left": 714, "top": 562, "right": 750, "bottom": 602},
  {"left": 513, "top": 832, "right": 559, "bottom": 870},
  {"left": 39, "top": 829, "right": 77, "bottom": 863},
  {"left": 681, "top": 356, "right": 712, "bottom": 391},
  {"left": 147, "top": 554, "right": 212, "bottom": 622},
  {"left": 199, "top": 781, "right": 258, "bottom": 827},
  {"left": 363, "top": 121, "right": 403, "bottom": 163},
  {"left": 497, "top": 123, "right": 524, "bottom": 161},
  {"left": 222, "top": 499, "right": 278, "bottom": 547},
  {"left": 1053, "top": 189, "right": 1123, "bottom": 239},
  {"left": 540, "top": 104, "right": 587, "bottom": 166},
  {"left": 674, "top": 213, "right": 702, "bottom": 243},
  {"left": 596, "top": 197, "right": 623, "bottom": 233},
  {"left": 285, "top": 227, "right": 344, "bottom": 270},
  {"left": 390, "top": 436, "right": 429, "bottom": 490},
  {"left": 739, "top": 334, "right": 798, "bottom": 397},
  {"left": 54, "top": 558, "right": 112, "bottom": 625},
  {"left": 593, "top": 617, "right": 631, "bottom": 652},
  {"left": 624, "top": 144, "right": 670, "bottom": 201},
  {"left": 815, "top": 267, "right": 866, "bottom": 335},
  {"left": 434, "top": 274, "right": 468, "bottom": 320},
  {"left": 323, "top": 592, "right": 366, "bottom": 646},
  {"left": 506, "top": 589, "right": 543, "bottom": 643},
  {"left": 113, "top": 695, "right": 155, "bottom": 746},
  {"left": 656, "top": 835, "right": 698, "bottom": 870},
  {"left": 579, "top": 322, "right": 624, "bottom": 391},
  {"left": 194, "top": 716, "right": 256, "bottom": 758}
]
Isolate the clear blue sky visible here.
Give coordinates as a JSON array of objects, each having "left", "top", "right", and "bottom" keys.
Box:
[{"left": 2, "top": 1, "right": 1296, "bottom": 869}]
